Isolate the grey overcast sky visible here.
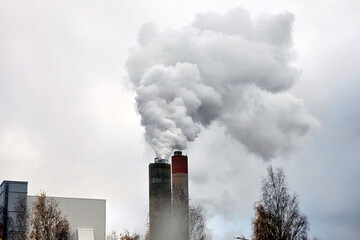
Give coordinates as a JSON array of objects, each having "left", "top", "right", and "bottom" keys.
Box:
[{"left": 0, "top": 0, "right": 359, "bottom": 239}]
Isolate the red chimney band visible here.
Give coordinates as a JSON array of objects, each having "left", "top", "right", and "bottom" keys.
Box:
[{"left": 172, "top": 156, "right": 188, "bottom": 174}]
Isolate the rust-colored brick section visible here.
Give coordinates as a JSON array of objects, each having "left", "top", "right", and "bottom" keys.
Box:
[{"left": 172, "top": 155, "right": 188, "bottom": 174}]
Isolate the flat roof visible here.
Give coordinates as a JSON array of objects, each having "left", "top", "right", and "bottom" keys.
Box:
[
  {"left": 0, "top": 180, "right": 28, "bottom": 187},
  {"left": 27, "top": 195, "right": 106, "bottom": 202}
]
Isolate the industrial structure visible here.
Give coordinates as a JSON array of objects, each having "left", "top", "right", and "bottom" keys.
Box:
[
  {"left": 148, "top": 158, "right": 172, "bottom": 240},
  {"left": 27, "top": 195, "right": 106, "bottom": 240},
  {"left": 148, "top": 151, "right": 189, "bottom": 240},
  {"left": 0, "top": 180, "right": 106, "bottom": 240},
  {"left": 0, "top": 181, "right": 28, "bottom": 240},
  {"left": 172, "top": 151, "right": 189, "bottom": 240}
]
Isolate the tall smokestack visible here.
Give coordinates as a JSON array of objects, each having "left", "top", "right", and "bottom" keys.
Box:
[
  {"left": 149, "top": 158, "right": 172, "bottom": 240},
  {"left": 172, "top": 151, "right": 189, "bottom": 240}
]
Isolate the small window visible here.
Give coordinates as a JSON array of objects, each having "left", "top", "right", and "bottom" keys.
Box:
[{"left": 78, "top": 228, "right": 94, "bottom": 240}]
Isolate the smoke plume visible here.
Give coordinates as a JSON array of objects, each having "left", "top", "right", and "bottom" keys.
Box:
[{"left": 126, "top": 7, "right": 320, "bottom": 160}]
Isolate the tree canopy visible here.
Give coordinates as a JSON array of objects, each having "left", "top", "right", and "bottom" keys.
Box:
[
  {"left": 252, "top": 166, "right": 309, "bottom": 240},
  {"left": 29, "top": 192, "right": 70, "bottom": 240}
]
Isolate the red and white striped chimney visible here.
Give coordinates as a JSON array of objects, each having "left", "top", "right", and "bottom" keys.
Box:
[{"left": 171, "top": 151, "right": 189, "bottom": 240}]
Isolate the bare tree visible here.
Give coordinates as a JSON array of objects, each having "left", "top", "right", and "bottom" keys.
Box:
[
  {"left": 106, "top": 231, "right": 120, "bottom": 240},
  {"left": 189, "top": 205, "right": 209, "bottom": 240},
  {"left": 0, "top": 206, "right": 9, "bottom": 240},
  {"left": 106, "top": 230, "right": 139, "bottom": 240},
  {"left": 0, "top": 196, "right": 27, "bottom": 240},
  {"left": 252, "top": 166, "right": 309, "bottom": 240},
  {"left": 13, "top": 195, "right": 28, "bottom": 240},
  {"left": 29, "top": 192, "right": 70, "bottom": 240},
  {"left": 119, "top": 230, "right": 140, "bottom": 240}
]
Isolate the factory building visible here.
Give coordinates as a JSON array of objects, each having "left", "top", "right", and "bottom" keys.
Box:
[
  {"left": 0, "top": 181, "right": 28, "bottom": 240},
  {"left": 148, "top": 151, "right": 189, "bottom": 240},
  {"left": 0, "top": 180, "right": 106, "bottom": 240}
]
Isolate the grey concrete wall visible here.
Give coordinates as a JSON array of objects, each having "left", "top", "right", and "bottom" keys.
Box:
[{"left": 27, "top": 195, "right": 105, "bottom": 240}]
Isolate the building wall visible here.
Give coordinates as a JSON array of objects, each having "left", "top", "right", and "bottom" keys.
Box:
[{"left": 27, "top": 196, "right": 106, "bottom": 240}]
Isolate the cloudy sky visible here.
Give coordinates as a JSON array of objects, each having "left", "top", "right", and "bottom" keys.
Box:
[{"left": 1, "top": 0, "right": 359, "bottom": 239}]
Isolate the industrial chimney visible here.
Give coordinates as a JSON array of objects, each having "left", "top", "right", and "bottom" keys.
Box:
[
  {"left": 149, "top": 158, "right": 172, "bottom": 240},
  {"left": 172, "top": 151, "right": 189, "bottom": 240}
]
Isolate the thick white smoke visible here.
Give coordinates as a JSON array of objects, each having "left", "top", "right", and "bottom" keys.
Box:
[{"left": 126, "top": 7, "right": 320, "bottom": 160}]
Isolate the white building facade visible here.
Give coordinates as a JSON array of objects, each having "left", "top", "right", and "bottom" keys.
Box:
[
  {"left": 27, "top": 196, "right": 106, "bottom": 240},
  {"left": 0, "top": 181, "right": 106, "bottom": 240}
]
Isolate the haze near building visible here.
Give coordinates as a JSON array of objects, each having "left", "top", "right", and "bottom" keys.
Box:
[{"left": 126, "top": 7, "right": 320, "bottom": 160}]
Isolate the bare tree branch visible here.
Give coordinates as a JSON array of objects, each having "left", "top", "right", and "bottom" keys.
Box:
[{"left": 252, "top": 166, "right": 309, "bottom": 240}]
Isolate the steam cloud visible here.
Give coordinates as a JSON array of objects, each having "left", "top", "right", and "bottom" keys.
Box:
[{"left": 126, "top": 7, "right": 320, "bottom": 160}]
